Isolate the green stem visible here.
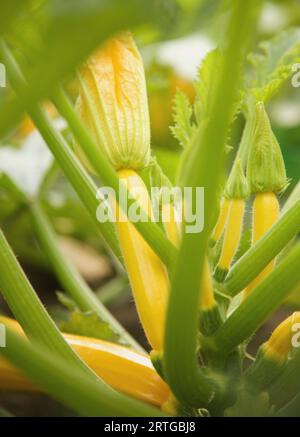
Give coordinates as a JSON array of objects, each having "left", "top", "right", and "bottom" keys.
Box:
[
  {"left": 164, "top": 0, "right": 259, "bottom": 407},
  {"left": 0, "top": 228, "right": 97, "bottom": 378},
  {"left": 30, "top": 201, "right": 144, "bottom": 352},
  {"left": 274, "top": 394, "right": 300, "bottom": 417},
  {"left": 224, "top": 199, "right": 300, "bottom": 295},
  {"left": 96, "top": 276, "right": 130, "bottom": 306},
  {"left": 282, "top": 181, "right": 300, "bottom": 214},
  {"left": 0, "top": 328, "right": 164, "bottom": 417},
  {"left": 210, "top": 243, "right": 300, "bottom": 354},
  {"left": 0, "top": 174, "right": 27, "bottom": 204},
  {"left": 51, "top": 87, "right": 176, "bottom": 269},
  {"left": 0, "top": 38, "right": 122, "bottom": 263},
  {"left": 269, "top": 347, "right": 300, "bottom": 409}
]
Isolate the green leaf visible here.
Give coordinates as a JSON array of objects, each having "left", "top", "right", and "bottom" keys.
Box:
[
  {"left": 170, "top": 49, "right": 222, "bottom": 150},
  {"left": 61, "top": 310, "right": 123, "bottom": 345},
  {"left": 225, "top": 390, "right": 270, "bottom": 417},
  {"left": 170, "top": 90, "right": 195, "bottom": 148},
  {"left": 171, "top": 47, "right": 239, "bottom": 178},
  {"left": 194, "top": 48, "right": 221, "bottom": 123},
  {"left": 247, "top": 28, "right": 300, "bottom": 101}
]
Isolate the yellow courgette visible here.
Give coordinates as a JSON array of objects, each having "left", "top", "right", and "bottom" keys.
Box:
[
  {"left": 115, "top": 170, "right": 169, "bottom": 352},
  {"left": 0, "top": 316, "right": 170, "bottom": 407},
  {"left": 244, "top": 192, "right": 280, "bottom": 297},
  {"left": 211, "top": 197, "right": 230, "bottom": 245},
  {"left": 214, "top": 198, "right": 245, "bottom": 282}
]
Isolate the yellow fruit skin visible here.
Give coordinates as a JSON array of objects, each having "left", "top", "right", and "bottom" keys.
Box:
[
  {"left": 115, "top": 169, "right": 169, "bottom": 352},
  {"left": 265, "top": 312, "right": 300, "bottom": 361},
  {"left": 162, "top": 203, "right": 181, "bottom": 248},
  {"left": 217, "top": 199, "right": 245, "bottom": 271},
  {"left": 0, "top": 359, "right": 40, "bottom": 392},
  {"left": 244, "top": 192, "right": 279, "bottom": 297},
  {"left": 211, "top": 198, "right": 230, "bottom": 243},
  {"left": 200, "top": 259, "right": 216, "bottom": 311},
  {"left": 0, "top": 316, "right": 170, "bottom": 407}
]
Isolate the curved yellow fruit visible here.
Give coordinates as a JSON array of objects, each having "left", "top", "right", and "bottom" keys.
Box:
[
  {"left": 264, "top": 312, "right": 300, "bottom": 362},
  {"left": 115, "top": 169, "right": 169, "bottom": 352},
  {"left": 244, "top": 192, "right": 280, "bottom": 297},
  {"left": 211, "top": 198, "right": 230, "bottom": 244},
  {"left": 0, "top": 316, "right": 170, "bottom": 407},
  {"left": 200, "top": 259, "right": 216, "bottom": 311},
  {"left": 161, "top": 202, "right": 181, "bottom": 248},
  {"left": 216, "top": 198, "right": 245, "bottom": 274}
]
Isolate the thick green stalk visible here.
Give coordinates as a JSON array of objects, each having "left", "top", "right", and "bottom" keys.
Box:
[
  {"left": 0, "top": 328, "right": 164, "bottom": 417},
  {"left": 30, "top": 202, "right": 144, "bottom": 352},
  {"left": 224, "top": 199, "right": 300, "bottom": 295},
  {"left": 210, "top": 244, "right": 300, "bottom": 354},
  {"left": 164, "top": 0, "right": 259, "bottom": 407},
  {"left": 0, "top": 228, "right": 97, "bottom": 378},
  {"left": 51, "top": 87, "right": 177, "bottom": 269}
]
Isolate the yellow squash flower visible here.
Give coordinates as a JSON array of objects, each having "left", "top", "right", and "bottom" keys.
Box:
[{"left": 76, "top": 32, "right": 150, "bottom": 171}]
